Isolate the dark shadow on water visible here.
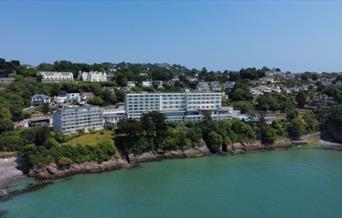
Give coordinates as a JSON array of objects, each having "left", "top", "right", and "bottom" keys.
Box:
[
  {"left": 0, "top": 210, "right": 7, "bottom": 218},
  {"left": 0, "top": 181, "right": 53, "bottom": 203}
]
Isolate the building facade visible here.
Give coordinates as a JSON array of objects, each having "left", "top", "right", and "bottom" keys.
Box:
[
  {"left": 0, "top": 77, "right": 15, "bottom": 84},
  {"left": 53, "top": 106, "right": 103, "bottom": 134},
  {"left": 102, "top": 106, "right": 127, "bottom": 126},
  {"left": 66, "top": 93, "right": 81, "bottom": 102},
  {"left": 38, "top": 71, "right": 74, "bottom": 83},
  {"left": 31, "top": 94, "right": 51, "bottom": 106},
  {"left": 78, "top": 71, "right": 107, "bottom": 82},
  {"left": 125, "top": 91, "right": 240, "bottom": 122}
]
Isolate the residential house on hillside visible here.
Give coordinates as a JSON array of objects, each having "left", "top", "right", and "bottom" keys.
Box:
[
  {"left": 197, "top": 81, "right": 210, "bottom": 92},
  {"left": 318, "top": 78, "right": 334, "bottom": 86},
  {"left": 142, "top": 81, "right": 153, "bottom": 88},
  {"left": 153, "top": 80, "right": 164, "bottom": 88},
  {"left": 66, "top": 93, "right": 81, "bottom": 103},
  {"left": 80, "top": 92, "right": 95, "bottom": 102},
  {"left": 308, "top": 94, "right": 335, "bottom": 106},
  {"left": 265, "top": 69, "right": 282, "bottom": 78},
  {"left": 251, "top": 85, "right": 281, "bottom": 96},
  {"left": 28, "top": 116, "right": 51, "bottom": 127},
  {"left": 31, "top": 94, "right": 51, "bottom": 106},
  {"left": 223, "top": 81, "right": 235, "bottom": 90},
  {"left": 38, "top": 71, "right": 74, "bottom": 83},
  {"left": 78, "top": 71, "right": 107, "bottom": 82},
  {"left": 210, "top": 81, "right": 221, "bottom": 91},
  {"left": 127, "top": 81, "right": 136, "bottom": 89},
  {"left": 0, "top": 77, "right": 15, "bottom": 84},
  {"left": 53, "top": 96, "right": 67, "bottom": 104},
  {"left": 258, "top": 77, "right": 274, "bottom": 85}
]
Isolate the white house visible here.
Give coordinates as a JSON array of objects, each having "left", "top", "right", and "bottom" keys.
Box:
[
  {"left": 78, "top": 71, "right": 107, "bottom": 82},
  {"left": 127, "top": 81, "right": 136, "bottom": 89},
  {"left": 66, "top": 93, "right": 81, "bottom": 102},
  {"left": 210, "top": 81, "right": 222, "bottom": 92},
  {"left": 224, "top": 81, "right": 235, "bottom": 90},
  {"left": 153, "top": 80, "right": 164, "bottom": 88},
  {"left": 142, "top": 81, "right": 153, "bottom": 88},
  {"left": 38, "top": 71, "right": 74, "bottom": 83},
  {"left": 53, "top": 96, "right": 67, "bottom": 104},
  {"left": 31, "top": 94, "right": 51, "bottom": 106}
]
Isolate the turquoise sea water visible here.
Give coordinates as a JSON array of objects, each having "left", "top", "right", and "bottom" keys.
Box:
[{"left": 2, "top": 148, "right": 342, "bottom": 218}]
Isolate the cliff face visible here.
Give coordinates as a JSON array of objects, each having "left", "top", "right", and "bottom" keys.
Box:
[
  {"left": 28, "top": 146, "right": 211, "bottom": 180},
  {"left": 27, "top": 133, "right": 320, "bottom": 180},
  {"left": 28, "top": 156, "right": 131, "bottom": 180},
  {"left": 227, "top": 137, "right": 293, "bottom": 154}
]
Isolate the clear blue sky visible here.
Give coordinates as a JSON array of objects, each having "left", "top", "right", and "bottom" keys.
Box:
[{"left": 1, "top": 1, "right": 342, "bottom": 72}]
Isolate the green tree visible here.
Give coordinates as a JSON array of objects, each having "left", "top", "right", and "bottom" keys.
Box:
[
  {"left": 303, "top": 112, "right": 319, "bottom": 133},
  {"left": 207, "top": 131, "right": 223, "bottom": 152},
  {"left": 0, "top": 107, "right": 12, "bottom": 120},
  {"left": 325, "top": 104, "right": 342, "bottom": 143},
  {"left": 0, "top": 119, "right": 14, "bottom": 133},
  {"left": 295, "top": 92, "right": 307, "bottom": 108},
  {"left": 287, "top": 118, "right": 305, "bottom": 140},
  {"left": 141, "top": 111, "right": 167, "bottom": 137},
  {"left": 57, "top": 156, "right": 73, "bottom": 166},
  {"left": 229, "top": 83, "right": 253, "bottom": 101},
  {"left": 261, "top": 127, "right": 277, "bottom": 144},
  {"left": 89, "top": 96, "right": 104, "bottom": 106}
]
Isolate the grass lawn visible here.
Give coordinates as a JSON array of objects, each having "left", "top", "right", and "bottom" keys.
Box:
[{"left": 64, "top": 130, "right": 113, "bottom": 146}]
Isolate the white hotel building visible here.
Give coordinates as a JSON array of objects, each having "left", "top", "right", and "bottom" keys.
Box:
[
  {"left": 125, "top": 91, "right": 242, "bottom": 122},
  {"left": 53, "top": 106, "right": 103, "bottom": 134}
]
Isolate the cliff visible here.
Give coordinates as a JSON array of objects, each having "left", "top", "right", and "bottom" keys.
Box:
[
  {"left": 28, "top": 146, "right": 211, "bottom": 180},
  {"left": 27, "top": 133, "right": 321, "bottom": 180}
]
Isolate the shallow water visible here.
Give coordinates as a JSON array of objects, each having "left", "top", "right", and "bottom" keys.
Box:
[{"left": 2, "top": 148, "right": 342, "bottom": 218}]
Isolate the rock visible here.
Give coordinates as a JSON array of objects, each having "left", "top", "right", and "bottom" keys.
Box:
[
  {"left": 232, "top": 143, "right": 244, "bottom": 150},
  {"left": 243, "top": 142, "right": 264, "bottom": 152},
  {"left": 29, "top": 156, "right": 131, "bottom": 180}
]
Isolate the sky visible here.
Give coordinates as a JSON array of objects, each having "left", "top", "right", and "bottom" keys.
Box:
[{"left": 1, "top": 1, "right": 342, "bottom": 72}]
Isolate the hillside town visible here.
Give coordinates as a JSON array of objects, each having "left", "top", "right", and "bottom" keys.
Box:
[
  {"left": 0, "top": 58, "right": 342, "bottom": 177},
  {"left": 1, "top": 60, "right": 340, "bottom": 134}
]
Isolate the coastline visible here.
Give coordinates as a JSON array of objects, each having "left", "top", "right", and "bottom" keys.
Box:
[
  {"left": 27, "top": 132, "right": 323, "bottom": 180},
  {"left": 1, "top": 132, "right": 337, "bottom": 185},
  {"left": 1, "top": 131, "right": 341, "bottom": 203}
]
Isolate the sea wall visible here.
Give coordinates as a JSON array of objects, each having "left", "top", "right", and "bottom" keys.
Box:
[{"left": 26, "top": 132, "right": 321, "bottom": 180}]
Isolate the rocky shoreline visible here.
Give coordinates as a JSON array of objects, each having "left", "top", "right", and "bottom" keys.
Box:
[
  {"left": 28, "top": 145, "right": 212, "bottom": 180},
  {"left": 0, "top": 157, "right": 25, "bottom": 189},
  {"left": 26, "top": 132, "right": 322, "bottom": 180}
]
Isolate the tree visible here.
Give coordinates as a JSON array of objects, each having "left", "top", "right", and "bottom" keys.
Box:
[
  {"left": 303, "top": 112, "right": 319, "bottom": 133},
  {"left": 0, "top": 119, "right": 14, "bottom": 133},
  {"left": 229, "top": 83, "right": 253, "bottom": 101},
  {"left": 116, "top": 119, "right": 142, "bottom": 138},
  {"left": 89, "top": 96, "right": 104, "bottom": 106},
  {"left": 0, "top": 107, "right": 12, "bottom": 120},
  {"left": 261, "top": 127, "right": 277, "bottom": 144},
  {"left": 325, "top": 105, "right": 342, "bottom": 143},
  {"left": 231, "top": 101, "right": 253, "bottom": 114},
  {"left": 141, "top": 111, "right": 167, "bottom": 137},
  {"left": 295, "top": 92, "right": 307, "bottom": 108},
  {"left": 256, "top": 94, "right": 280, "bottom": 111},
  {"left": 207, "top": 131, "right": 223, "bottom": 152},
  {"left": 287, "top": 118, "right": 305, "bottom": 140}
]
